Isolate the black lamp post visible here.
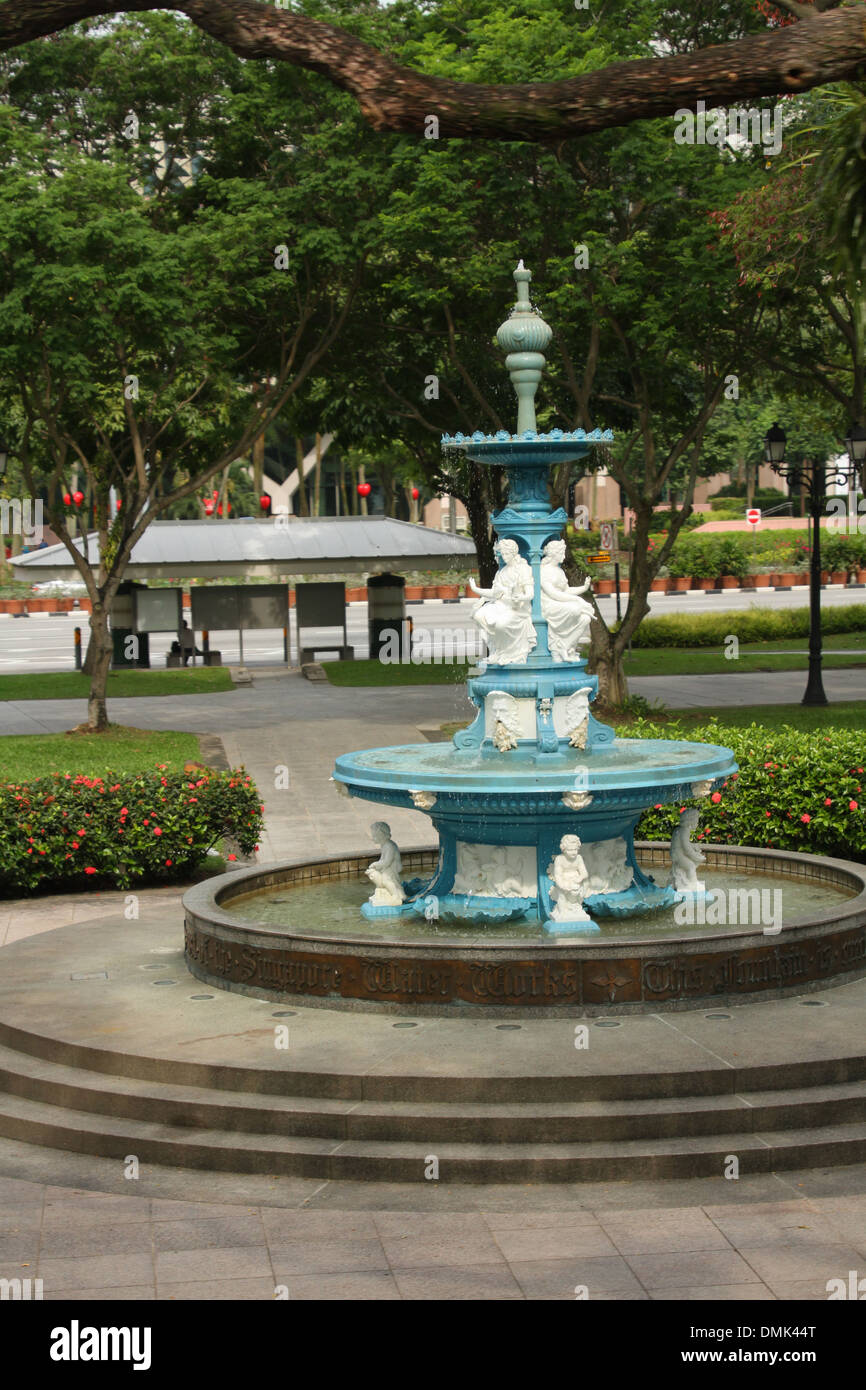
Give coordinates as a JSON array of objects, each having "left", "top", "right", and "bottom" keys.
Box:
[{"left": 764, "top": 422, "right": 865, "bottom": 707}]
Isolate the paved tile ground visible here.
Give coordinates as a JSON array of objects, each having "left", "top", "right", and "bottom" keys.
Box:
[{"left": 2, "top": 1173, "right": 865, "bottom": 1300}]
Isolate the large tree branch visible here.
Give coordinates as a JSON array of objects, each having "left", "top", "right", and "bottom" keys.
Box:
[{"left": 1, "top": 1, "right": 865, "bottom": 141}]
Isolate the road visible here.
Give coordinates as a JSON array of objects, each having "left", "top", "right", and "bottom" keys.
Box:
[{"left": 0, "top": 586, "right": 864, "bottom": 673}]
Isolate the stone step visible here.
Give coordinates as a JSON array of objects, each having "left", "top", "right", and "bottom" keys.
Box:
[
  {"left": 2, "top": 1040, "right": 866, "bottom": 1152},
  {"left": 1, "top": 1086, "right": 865, "bottom": 1182},
  {"left": 2, "top": 1017, "right": 865, "bottom": 1104}
]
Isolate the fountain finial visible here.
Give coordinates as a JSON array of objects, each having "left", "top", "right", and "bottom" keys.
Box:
[{"left": 496, "top": 261, "right": 553, "bottom": 435}]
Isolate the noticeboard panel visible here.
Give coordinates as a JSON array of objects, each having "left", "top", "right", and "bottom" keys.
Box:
[
  {"left": 295, "top": 582, "right": 346, "bottom": 630},
  {"left": 190, "top": 588, "right": 241, "bottom": 632},
  {"left": 241, "top": 585, "right": 289, "bottom": 631},
  {"left": 135, "top": 588, "right": 183, "bottom": 633}
]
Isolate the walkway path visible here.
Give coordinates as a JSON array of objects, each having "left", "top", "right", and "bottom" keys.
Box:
[{"left": 0, "top": 665, "right": 863, "bottom": 738}]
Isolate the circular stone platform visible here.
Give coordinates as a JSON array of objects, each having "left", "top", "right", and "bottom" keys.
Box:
[{"left": 183, "top": 843, "right": 866, "bottom": 1016}]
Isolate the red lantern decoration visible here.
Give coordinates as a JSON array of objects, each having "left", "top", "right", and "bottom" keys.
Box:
[
  {"left": 115, "top": 498, "right": 122, "bottom": 510},
  {"left": 204, "top": 499, "right": 214, "bottom": 515},
  {"left": 260, "top": 493, "right": 271, "bottom": 512},
  {"left": 62, "top": 492, "right": 72, "bottom": 506},
  {"left": 357, "top": 482, "right": 372, "bottom": 497},
  {"left": 217, "top": 503, "right": 223, "bottom": 517},
  {"left": 411, "top": 487, "right": 420, "bottom": 500},
  {"left": 72, "top": 491, "right": 84, "bottom": 507}
]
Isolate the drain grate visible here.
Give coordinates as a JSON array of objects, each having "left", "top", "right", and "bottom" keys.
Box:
[
  {"left": 495, "top": 1024, "right": 521, "bottom": 1031},
  {"left": 152, "top": 979, "right": 177, "bottom": 986},
  {"left": 594, "top": 1019, "right": 621, "bottom": 1028},
  {"left": 272, "top": 1011, "right": 296, "bottom": 1017},
  {"left": 705, "top": 1012, "right": 731, "bottom": 1020},
  {"left": 392, "top": 1022, "right": 418, "bottom": 1028},
  {"left": 189, "top": 994, "right": 214, "bottom": 1000}
]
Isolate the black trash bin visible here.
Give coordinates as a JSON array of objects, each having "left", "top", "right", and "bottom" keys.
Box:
[{"left": 367, "top": 572, "right": 409, "bottom": 661}]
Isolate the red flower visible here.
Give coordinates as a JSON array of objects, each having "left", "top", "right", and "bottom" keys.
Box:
[
  {"left": 165, "top": 859, "right": 172, "bottom": 867},
  {"left": 850, "top": 801, "right": 859, "bottom": 811},
  {"left": 711, "top": 792, "right": 721, "bottom": 804},
  {"left": 765, "top": 811, "right": 771, "bottom": 817},
  {"left": 153, "top": 827, "right": 162, "bottom": 836},
  {"left": 71, "top": 841, "right": 79, "bottom": 849},
  {"left": 801, "top": 813, "right": 811, "bottom": 824},
  {"left": 824, "top": 799, "right": 832, "bottom": 807},
  {"left": 227, "top": 853, "right": 237, "bottom": 861},
  {"left": 84, "top": 867, "right": 97, "bottom": 875}
]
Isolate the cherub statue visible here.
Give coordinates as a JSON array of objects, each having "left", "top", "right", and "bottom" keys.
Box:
[
  {"left": 539, "top": 539, "right": 594, "bottom": 663},
  {"left": 469, "top": 538, "right": 536, "bottom": 665},
  {"left": 667, "top": 808, "right": 706, "bottom": 894},
  {"left": 365, "top": 822, "right": 405, "bottom": 906},
  {"left": 546, "top": 834, "right": 594, "bottom": 923}
]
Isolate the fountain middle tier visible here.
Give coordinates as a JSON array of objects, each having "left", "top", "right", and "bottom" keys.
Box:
[{"left": 333, "top": 735, "right": 737, "bottom": 932}]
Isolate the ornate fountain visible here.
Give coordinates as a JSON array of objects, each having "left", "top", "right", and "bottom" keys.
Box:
[
  {"left": 332, "top": 263, "right": 738, "bottom": 933},
  {"left": 184, "top": 268, "right": 864, "bottom": 1010}
]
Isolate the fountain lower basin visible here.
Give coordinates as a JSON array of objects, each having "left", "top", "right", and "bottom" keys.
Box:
[{"left": 183, "top": 843, "right": 866, "bottom": 1016}]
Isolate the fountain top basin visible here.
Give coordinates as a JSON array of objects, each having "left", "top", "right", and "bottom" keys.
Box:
[{"left": 334, "top": 737, "right": 737, "bottom": 795}]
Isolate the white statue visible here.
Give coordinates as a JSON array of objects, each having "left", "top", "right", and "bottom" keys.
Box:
[
  {"left": 546, "top": 834, "right": 594, "bottom": 923},
  {"left": 539, "top": 539, "right": 595, "bottom": 662},
  {"left": 365, "top": 821, "right": 405, "bottom": 906},
  {"left": 667, "top": 809, "right": 706, "bottom": 894},
  {"left": 469, "top": 538, "right": 536, "bottom": 665},
  {"left": 564, "top": 686, "right": 594, "bottom": 749},
  {"left": 452, "top": 843, "right": 535, "bottom": 898},
  {"left": 487, "top": 690, "right": 521, "bottom": 752},
  {"left": 582, "top": 837, "right": 634, "bottom": 894}
]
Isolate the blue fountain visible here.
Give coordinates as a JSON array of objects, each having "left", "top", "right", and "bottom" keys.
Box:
[{"left": 333, "top": 263, "right": 737, "bottom": 934}]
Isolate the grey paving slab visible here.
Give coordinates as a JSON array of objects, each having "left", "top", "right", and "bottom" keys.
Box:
[
  {"left": 392, "top": 1263, "right": 524, "bottom": 1299},
  {"left": 625, "top": 1249, "right": 761, "bottom": 1290},
  {"left": 155, "top": 1245, "right": 272, "bottom": 1284}
]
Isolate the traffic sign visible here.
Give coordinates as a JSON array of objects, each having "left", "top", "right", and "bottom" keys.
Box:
[
  {"left": 588, "top": 551, "right": 611, "bottom": 563},
  {"left": 746, "top": 507, "right": 761, "bottom": 526},
  {"left": 599, "top": 522, "right": 615, "bottom": 552}
]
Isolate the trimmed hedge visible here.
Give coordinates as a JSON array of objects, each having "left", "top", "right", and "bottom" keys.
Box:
[
  {"left": 0, "top": 765, "right": 264, "bottom": 896},
  {"left": 629, "top": 719, "right": 866, "bottom": 863},
  {"left": 630, "top": 604, "right": 866, "bottom": 649}
]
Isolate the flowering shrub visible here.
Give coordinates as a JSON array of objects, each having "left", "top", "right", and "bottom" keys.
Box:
[
  {"left": 0, "top": 765, "right": 264, "bottom": 895},
  {"left": 630, "top": 720, "right": 865, "bottom": 863}
]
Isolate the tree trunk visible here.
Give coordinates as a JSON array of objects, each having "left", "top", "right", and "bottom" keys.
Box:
[
  {"left": 588, "top": 624, "right": 630, "bottom": 708},
  {"left": 86, "top": 601, "right": 113, "bottom": 731},
  {"left": 295, "top": 437, "right": 308, "bottom": 516}
]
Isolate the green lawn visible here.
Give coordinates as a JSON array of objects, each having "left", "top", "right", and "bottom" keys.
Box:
[
  {"left": 0, "top": 667, "right": 234, "bottom": 701},
  {"left": 0, "top": 726, "right": 202, "bottom": 781},
  {"left": 322, "top": 634, "right": 866, "bottom": 687},
  {"left": 622, "top": 632, "right": 866, "bottom": 678}
]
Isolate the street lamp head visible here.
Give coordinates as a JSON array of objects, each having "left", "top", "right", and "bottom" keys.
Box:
[
  {"left": 844, "top": 421, "right": 866, "bottom": 467},
  {"left": 763, "top": 422, "right": 787, "bottom": 467}
]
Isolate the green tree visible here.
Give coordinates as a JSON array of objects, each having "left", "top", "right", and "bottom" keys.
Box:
[{"left": 0, "top": 17, "right": 365, "bottom": 728}]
